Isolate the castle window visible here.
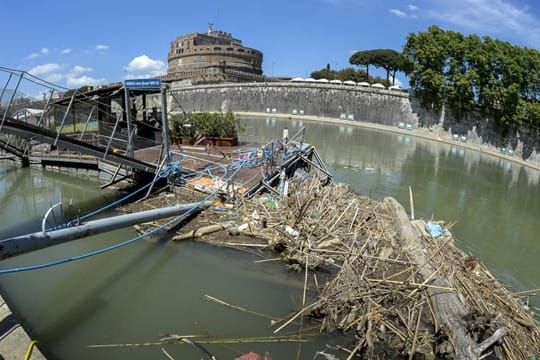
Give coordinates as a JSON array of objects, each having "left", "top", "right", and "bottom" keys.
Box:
[
  {"left": 214, "top": 47, "right": 222, "bottom": 51},
  {"left": 227, "top": 47, "right": 234, "bottom": 51},
  {"left": 237, "top": 48, "right": 245, "bottom": 53}
]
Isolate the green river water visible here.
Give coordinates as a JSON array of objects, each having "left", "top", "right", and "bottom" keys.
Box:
[{"left": 0, "top": 115, "right": 538, "bottom": 359}]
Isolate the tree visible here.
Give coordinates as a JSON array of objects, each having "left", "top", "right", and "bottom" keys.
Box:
[
  {"left": 369, "top": 49, "right": 402, "bottom": 84},
  {"left": 336, "top": 67, "right": 362, "bottom": 82},
  {"left": 310, "top": 68, "right": 337, "bottom": 80},
  {"left": 350, "top": 49, "right": 411, "bottom": 85},
  {"left": 349, "top": 50, "right": 374, "bottom": 81},
  {"left": 404, "top": 25, "right": 540, "bottom": 131},
  {"left": 403, "top": 26, "right": 449, "bottom": 111}
]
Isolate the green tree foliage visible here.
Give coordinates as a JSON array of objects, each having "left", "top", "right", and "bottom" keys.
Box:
[
  {"left": 404, "top": 25, "right": 540, "bottom": 128},
  {"left": 169, "top": 111, "right": 243, "bottom": 139},
  {"left": 310, "top": 68, "right": 337, "bottom": 80},
  {"left": 310, "top": 67, "right": 370, "bottom": 83},
  {"left": 350, "top": 49, "right": 411, "bottom": 85},
  {"left": 368, "top": 49, "right": 404, "bottom": 85},
  {"left": 349, "top": 50, "right": 373, "bottom": 80}
]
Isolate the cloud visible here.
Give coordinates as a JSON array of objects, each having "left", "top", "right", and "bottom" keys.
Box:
[
  {"left": 66, "top": 75, "right": 105, "bottom": 88},
  {"left": 28, "top": 63, "right": 62, "bottom": 75},
  {"left": 124, "top": 55, "right": 166, "bottom": 78},
  {"left": 424, "top": 0, "right": 540, "bottom": 47},
  {"left": 69, "top": 65, "right": 93, "bottom": 76},
  {"left": 95, "top": 44, "right": 109, "bottom": 51},
  {"left": 389, "top": 9, "right": 408, "bottom": 18},
  {"left": 44, "top": 73, "right": 64, "bottom": 83},
  {"left": 60, "top": 48, "right": 73, "bottom": 55},
  {"left": 389, "top": 5, "right": 420, "bottom": 18},
  {"left": 24, "top": 47, "right": 50, "bottom": 60},
  {"left": 27, "top": 63, "right": 105, "bottom": 88},
  {"left": 64, "top": 65, "right": 104, "bottom": 88},
  {"left": 25, "top": 52, "right": 40, "bottom": 60}
]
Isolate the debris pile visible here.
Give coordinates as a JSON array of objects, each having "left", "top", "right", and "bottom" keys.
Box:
[
  {"left": 238, "top": 178, "right": 540, "bottom": 359},
  {"left": 123, "top": 178, "right": 540, "bottom": 359}
]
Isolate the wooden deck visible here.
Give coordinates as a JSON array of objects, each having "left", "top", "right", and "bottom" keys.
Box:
[
  {"left": 134, "top": 143, "right": 280, "bottom": 196},
  {"left": 132, "top": 139, "right": 326, "bottom": 199}
]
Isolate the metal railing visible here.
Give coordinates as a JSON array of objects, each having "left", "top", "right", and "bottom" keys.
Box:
[{"left": 0, "top": 66, "right": 160, "bottom": 173}]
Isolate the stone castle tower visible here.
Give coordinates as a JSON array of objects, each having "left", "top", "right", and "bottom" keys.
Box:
[{"left": 163, "top": 25, "right": 264, "bottom": 85}]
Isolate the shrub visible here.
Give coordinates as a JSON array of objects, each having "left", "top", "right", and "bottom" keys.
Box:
[{"left": 169, "top": 111, "right": 243, "bottom": 139}]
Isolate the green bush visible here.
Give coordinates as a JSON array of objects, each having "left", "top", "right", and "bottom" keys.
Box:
[
  {"left": 169, "top": 113, "right": 195, "bottom": 139},
  {"left": 169, "top": 111, "right": 243, "bottom": 139}
]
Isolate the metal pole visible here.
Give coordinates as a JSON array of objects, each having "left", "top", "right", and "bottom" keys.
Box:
[
  {"left": 142, "top": 93, "right": 147, "bottom": 122},
  {"left": 104, "top": 112, "right": 122, "bottom": 159},
  {"left": 1, "top": 72, "right": 23, "bottom": 130},
  {"left": 0, "top": 201, "right": 212, "bottom": 259},
  {"left": 0, "top": 72, "right": 13, "bottom": 107},
  {"left": 37, "top": 89, "right": 55, "bottom": 128},
  {"left": 54, "top": 90, "right": 78, "bottom": 146},
  {"left": 124, "top": 87, "right": 133, "bottom": 157},
  {"left": 160, "top": 85, "right": 171, "bottom": 164},
  {"left": 78, "top": 106, "right": 95, "bottom": 140},
  {"left": 143, "top": 152, "right": 168, "bottom": 200}
]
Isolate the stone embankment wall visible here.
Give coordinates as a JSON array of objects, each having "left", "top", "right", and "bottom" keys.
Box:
[
  {"left": 169, "top": 82, "right": 540, "bottom": 164},
  {"left": 169, "top": 82, "right": 416, "bottom": 127},
  {"left": 411, "top": 97, "right": 540, "bottom": 163}
]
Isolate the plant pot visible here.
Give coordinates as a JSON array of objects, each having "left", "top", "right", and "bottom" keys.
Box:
[
  {"left": 181, "top": 137, "right": 194, "bottom": 145},
  {"left": 215, "top": 136, "right": 239, "bottom": 147}
]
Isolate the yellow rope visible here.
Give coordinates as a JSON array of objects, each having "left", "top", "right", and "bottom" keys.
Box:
[{"left": 24, "top": 340, "right": 39, "bottom": 360}]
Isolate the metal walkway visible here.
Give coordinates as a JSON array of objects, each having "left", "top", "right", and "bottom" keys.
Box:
[{"left": 1, "top": 116, "right": 156, "bottom": 172}]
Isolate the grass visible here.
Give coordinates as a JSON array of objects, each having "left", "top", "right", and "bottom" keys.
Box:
[{"left": 55, "top": 121, "right": 98, "bottom": 134}]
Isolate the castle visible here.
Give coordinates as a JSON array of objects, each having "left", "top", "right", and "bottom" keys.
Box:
[{"left": 163, "top": 25, "right": 264, "bottom": 85}]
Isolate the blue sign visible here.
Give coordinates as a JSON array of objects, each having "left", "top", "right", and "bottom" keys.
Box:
[{"left": 124, "top": 78, "right": 162, "bottom": 89}]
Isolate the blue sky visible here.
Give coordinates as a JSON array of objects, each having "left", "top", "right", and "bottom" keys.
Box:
[{"left": 3, "top": 0, "right": 540, "bottom": 92}]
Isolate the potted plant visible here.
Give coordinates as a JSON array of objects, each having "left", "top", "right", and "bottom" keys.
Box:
[
  {"left": 169, "top": 111, "right": 243, "bottom": 147},
  {"left": 215, "top": 111, "right": 243, "bottom": 146},
  {"left": 169, "top": 113, "right": 196, "bottom": 145}
]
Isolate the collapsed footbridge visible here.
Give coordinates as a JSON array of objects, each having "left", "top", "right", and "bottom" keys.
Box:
[{"left": 0, "top": 66, "right": 170, "bottom": 176}]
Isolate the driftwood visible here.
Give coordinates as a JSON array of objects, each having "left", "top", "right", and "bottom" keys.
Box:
[
  {"left": 384, "top": 197, "right": 478, "bottom": 359},
  {"left": 238, "top": 179, "right": 538, "bottom": 358},
  {"left": 172, "top": 223, "right": 227, "bottom": 241}
]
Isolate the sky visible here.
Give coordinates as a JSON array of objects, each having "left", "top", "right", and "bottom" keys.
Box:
[{"left": 3, "top": 0, "right": 540, "bottom": 94}]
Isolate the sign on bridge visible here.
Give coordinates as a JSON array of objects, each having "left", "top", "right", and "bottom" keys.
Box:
[{"left": 124, "top": 78, "right": 162, "bottom": 89}]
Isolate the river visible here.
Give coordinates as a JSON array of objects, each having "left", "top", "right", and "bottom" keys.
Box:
[
  {"left": 244, "top": 116, "right": 539, "bottom": 293},
  {"left": 0, "top": 115, "right": 539, "bottom": 359}
]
